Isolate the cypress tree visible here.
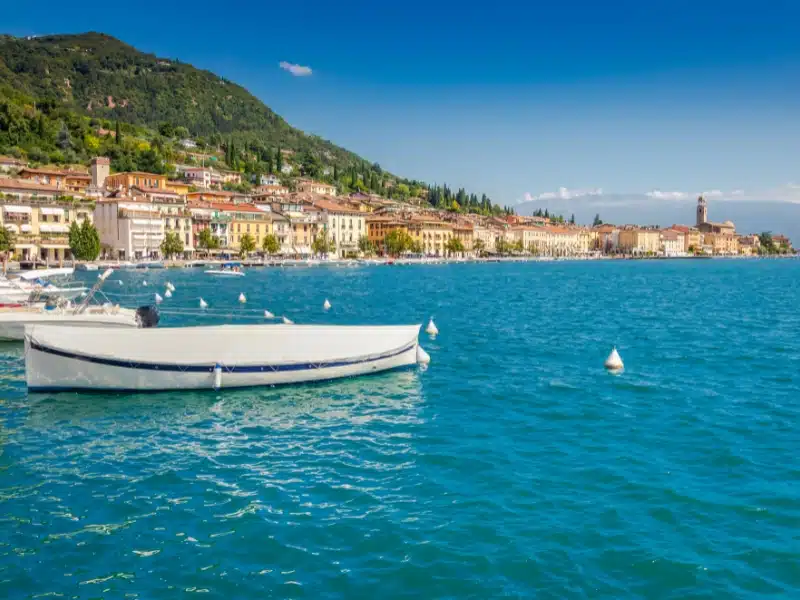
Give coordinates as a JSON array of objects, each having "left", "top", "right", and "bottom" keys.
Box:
[{"left": 115, "top": 120, "right": 121, "bottom": 144}]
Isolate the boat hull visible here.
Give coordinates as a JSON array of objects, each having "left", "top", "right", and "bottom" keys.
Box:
[
  {"left": 204, "top": 270, "right": 245, "bottom": 277},
  {"left": 25, "top": 324, "right": 422, "bottom": 392}
]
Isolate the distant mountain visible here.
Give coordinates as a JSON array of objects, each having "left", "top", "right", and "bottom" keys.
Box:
[
  {"left": 517, "top": 195, "right": 800, "bottom": 242},
  {"left": 0, "top": 32, "right": 366, "bottom": 168}
]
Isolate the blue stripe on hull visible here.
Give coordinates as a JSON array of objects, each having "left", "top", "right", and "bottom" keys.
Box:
[{"left": 27, "top": 340, "right": 417, "bottom": 374}]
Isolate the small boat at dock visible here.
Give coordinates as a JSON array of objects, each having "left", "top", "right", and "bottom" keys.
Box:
[
  {"left": 25, "top": 324, "right": 427, "bottom": 392},
  {"left": 205, "top": 262, "right": 245, "bottom": 276}
]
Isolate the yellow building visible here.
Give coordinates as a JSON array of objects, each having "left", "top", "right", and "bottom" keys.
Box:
[
  {"left": 0, "top": 178, "right": 93, "bottom": 262},
  {"left": 18, "top": 167, "right": 91, "bottom": 194},
  {"left": 618, "top": 228, "right": 661, "bottom": 254},
  {"left": 703, "top": 232, "right": 739, "bottom": 255},
  {"left": 451, "top": 222, "right": 474, "bottom": 253},
  {"left": 366, "top": 215, "right": 410, "bottom": 250},
  {"left": 105, "top": 171, "right": 168, "bottom": 191},
  {"left": 165, "top": 180, "right": 191, "bottom": 196},
  {"left": 407, "top": 216, "right": 453, "bottom": 256},
  {"left": 212, "top": 202, "right": 273, "bottom": 249}
]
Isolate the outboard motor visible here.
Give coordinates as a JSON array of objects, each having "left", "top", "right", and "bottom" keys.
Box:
[{"left": 135, "top": 305, "right": 160, "bottom": 329}]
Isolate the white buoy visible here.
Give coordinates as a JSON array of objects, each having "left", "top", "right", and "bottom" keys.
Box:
[
  {"left": 166, "top": 282, "right": 176, "bottom": 292},
  {"left": 143, "top": 280, "right": 148, "bottom": 287},
  {"left": 118, "top": 280, "right": 124, "bottom": 286},
  {"left": 199, "top": 298, "right": 208, "bottom": 309},
  {"left": 604, "top": 347, "right": 624, "bottom": 372},
  {"left": 164, "top": 289, "right": 172, "bottom": 299},
  {"left": 416, "top": 345, "right": 431, "bottom": 365},
  {"left": 425, "top": 317, "right": 439, "bottom": 337},
  {"left": 238, "top": 293, "right": 246, "bottom": 304},
  {"left": 213, "top": 363, "right": 222, "bottom": 390},
  {"left": 264, "top": 310, "right": 275, "bottom": 319},
  {"left": 323, "top": 298, "right": 331, "bottom": 311},
  {"left": 154, "top": 293, "right": 163, "bottom": 304},
  {"left": 282, "top": 316, "right": 294, "bottom": 324}
]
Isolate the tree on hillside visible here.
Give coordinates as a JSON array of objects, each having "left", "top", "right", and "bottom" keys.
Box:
[
  {"left": 570, "top": 213, "right": 576, "bottom": 225},
  {"left": 276, "top": 147, "right": 283, "bottom": 173},
  {"left": 593, "top": 213, "right": 603, "bottom": 226},
  {"left": 239, "top": 233, "right": 256, "bottom": 258},
  {"left": 114, "top": 120, "right": 121, "bottom": 144},
  {"left": 68, "top": 219, "right": 100, "bottom": 261},
  {"left": 160, "top": 231, "right": 184, "bottom": 259},
  {"left": 758, "top": 232, "right": 777, "bottom": 254},
  {"left": 197, "top": 228, "right": 219, "bottom": 254},
  {"left": 261, "top": 233, "right": 280, "bottom": 255}
]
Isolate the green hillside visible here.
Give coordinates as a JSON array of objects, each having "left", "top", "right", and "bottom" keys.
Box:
[
  {"left": 0, "top": 32, "right": 362, "bottom": 165},
  {"left": 0, "top": 32, "right": 512, "bottom": 215}
]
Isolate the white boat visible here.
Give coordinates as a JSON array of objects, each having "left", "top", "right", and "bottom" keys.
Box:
[
  {"left": 205, "top": 263, "right": 245, "bottom": 276},
  {"left": 0, "top": 268, "right": 159, "bottom": 341},
  {"left": 204, "top": 269, "right": 245, "bottom": 277},
  {"left": 25, "top": 324, "right": 428, "bottom": 392},
  {"left": 0, "top": 268, "right": 88, "bottom": 305},
  {"left": 0, "top": 304, "right": 142, "bottom": 341}
]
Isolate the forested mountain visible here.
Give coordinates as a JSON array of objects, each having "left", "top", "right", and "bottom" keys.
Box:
[{"left": 0, "top": 32, "right": 513, "bottom": 215}]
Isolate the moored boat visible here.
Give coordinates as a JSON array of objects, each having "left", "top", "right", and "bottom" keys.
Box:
[
  {"left": 205, "top": 262, "right": 245, "bottom": 276},
  {"left": 25, "top": 324, "right": 428, "bottom": 392}
]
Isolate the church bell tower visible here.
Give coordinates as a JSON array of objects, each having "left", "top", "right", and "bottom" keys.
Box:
[{"left": 696, "top": 195, "right": 707, "bottom": 227}]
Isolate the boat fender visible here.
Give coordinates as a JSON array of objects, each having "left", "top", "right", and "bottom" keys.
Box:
[
  {"left": 416, "top": 345, "right": 431, "bottom": 365},
  {"left": 323, "top": 299, "right": 331, "bottom": 311},
  {"left": 214, "top": 364, "right": 222, "bottom": 390}
]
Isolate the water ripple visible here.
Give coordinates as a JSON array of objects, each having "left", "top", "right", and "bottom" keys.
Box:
[{"left": 0, "top": 261, "right": 799, "bottom": 598}]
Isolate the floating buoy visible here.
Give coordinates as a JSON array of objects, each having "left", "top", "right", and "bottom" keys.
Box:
[
  {"left": 323, "top": 299, "right": 331, "bottom": 311},
  {"left": 166, "top": 282, "right": 176, "bottom": 292},
  {"left": 118, "top": 280, "right": 124, "bottom": 286},
  {"left": 213, "top": 363, "right": 222, "bottom": 390},
  {"left": 143, "top": 280, "right": 148, "bottom": 287},
  {"left": 154, "top": 293, "right": 163, "bottom": 304},
  {"left": 416, "top": 345, "right": 431, "bottom": 365},
  {"left": 264, "top": 310, "right": 275, "bottom": 319},
  {"left": 199, "top": 298, "right": 208, "bottom": 309},
  {"left": 425, "top": 317, "right": 439, "bottom": 337},
  {"left": 238, "top": 293, "right": 246, "bottom": 304},
  {"left": 164, "top": 289, "right": 172, "bottom": 298},
  {"left": 604, "top": 347, "right": 624, "bottom": 372},
  {"left": 282, "top": 316, "right": 294, "bottom": 325}
]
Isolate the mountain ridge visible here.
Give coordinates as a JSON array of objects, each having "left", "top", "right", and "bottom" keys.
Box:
[{"left": 0, "top": 32, "right": 370, "bottom": 169}]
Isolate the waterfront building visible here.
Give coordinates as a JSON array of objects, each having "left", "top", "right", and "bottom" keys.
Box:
[
  {"left": 312, "top": 198, "right": 365, "bottom": 257},
  {"left": 407, "top": 215, "right": 453, "bottom": 256},
  {"left": 618, "top": 228, "right": 661, "bottom": 255},
  {"left": 472, "top": 224, "right": 498, "bottom": 254},
  {"left": 543, "top": 227, "right": 581, "bottom": 256},
  {"left": 593, "top": 224, "right": 619, "bottom": 253},
  {"left": 0, "top": 178, "right": 92, "bottom": 262},
  {"left": 660, "top": 229, "right": 685, "bottom": 256},
  {"left": 451, "top": 222, "right": 474, "bottom": 255},
  {"left": 737, "top": 235, "right": 760, "bottom": 256},
  {"left": 703, "top": 232, "right": 739, "bottom": 255},
  {"left": 510, "top": 226, "right": 547, "bottom": 254},
  {"left": 212, "top": 203, "right": 273, "bottom": 250},
  {"left": 95, "top": 198, "right": 164, "bottom": 260},
  {"left": 696, "top": 195, "right": 736, "bottom": 235},
  {"left": 366, "top": 215, "right": 409, "bottom": 252}
]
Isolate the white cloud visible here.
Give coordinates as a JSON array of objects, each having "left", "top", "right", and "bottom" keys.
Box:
[
  {"left": 279, "top": 61, "right": 313, "bottom": 77},
  {"left": 520, "top": 187, "right": 603, "bottom": 203},
  {"left": 646, "top": 190, "right": 690, "bottom": 200}
]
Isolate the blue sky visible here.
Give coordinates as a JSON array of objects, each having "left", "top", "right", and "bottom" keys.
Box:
[{"left": 4, "top": 0, "right": 800, "bottom": 211}]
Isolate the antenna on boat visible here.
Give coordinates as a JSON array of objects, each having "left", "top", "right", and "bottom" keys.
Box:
[{"left": 74, "top": 269, "right": 114, "bottom": 314}]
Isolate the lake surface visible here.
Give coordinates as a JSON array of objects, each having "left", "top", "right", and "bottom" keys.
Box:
[{"left": 1, "top": 260, "right": 799, "bottom": 598}]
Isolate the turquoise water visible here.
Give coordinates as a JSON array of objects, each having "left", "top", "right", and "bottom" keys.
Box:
[{"left": 1, "top": 260, "right": 799, "bottom": 598}]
